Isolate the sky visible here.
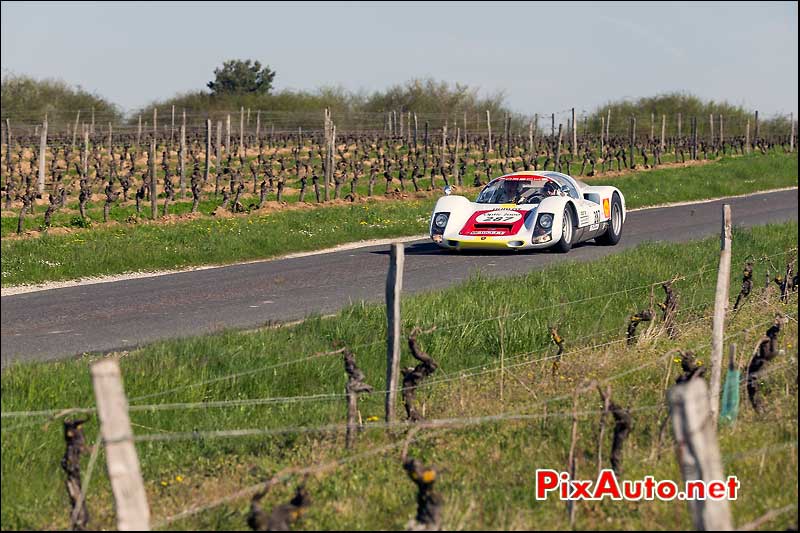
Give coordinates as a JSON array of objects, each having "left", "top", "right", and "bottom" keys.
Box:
[{"left": 1, "top": 1, "right": 797, "bottom": 117}]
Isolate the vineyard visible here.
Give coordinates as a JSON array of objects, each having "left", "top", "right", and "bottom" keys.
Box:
[
  {"left": 1, "top": 222, "right": 797, "bottom": 530},
  {"left": 1, "top": 106, "right": 796, "bottom": 238}
]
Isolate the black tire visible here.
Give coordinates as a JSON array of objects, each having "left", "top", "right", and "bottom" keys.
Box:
[
  {"left": 553, "top": 206, "right": 574, "bottom": 253},
  {"left": 596, "top": 193, "right": 623, "bottom": 246}
]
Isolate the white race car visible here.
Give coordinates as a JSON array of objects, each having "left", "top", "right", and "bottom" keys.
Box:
[{"left": 429, "top": 171, "right": 626, "bottom": 252}]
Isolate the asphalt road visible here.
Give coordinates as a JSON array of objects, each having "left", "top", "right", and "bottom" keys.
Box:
[{"left": 2, "top": 189, "right": 797, "bottom": 367}]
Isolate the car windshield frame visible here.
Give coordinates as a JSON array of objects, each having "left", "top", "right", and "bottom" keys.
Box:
[
  {"left": 539, "top": 172, "right": 581, "bottom": 199},
  {"left": 475, "top": 177, "right": 556, "bottom": 204}
]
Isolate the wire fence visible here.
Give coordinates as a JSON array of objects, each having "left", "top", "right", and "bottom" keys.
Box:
[
  {"left": 1, "top": 261, "right": 725, "bottom": 420},
  {"left": 1, "top": 241, "right": 797, "bottom": 530},
  {"left": 2, "top": 249, "right": 793, "bottom": 424},
  {"left": 146, "top": 314, "right": 797, "bottom": 529}
]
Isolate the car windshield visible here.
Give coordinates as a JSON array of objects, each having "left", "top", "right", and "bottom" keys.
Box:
[
  {"left": 476, "top": 179, "right": 530, "bottom": 204},
  {"left": 476, "top": 178, "right": 555, "bottom": 204}
]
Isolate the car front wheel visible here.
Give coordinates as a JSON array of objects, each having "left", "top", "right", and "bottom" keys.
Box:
[{"left": 553, "top": 206, "right": 574, "bottom": 253}]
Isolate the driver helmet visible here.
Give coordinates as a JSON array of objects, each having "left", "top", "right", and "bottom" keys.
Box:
[{"left": 543, "top": 180, "right": 560, "bottom": 196}]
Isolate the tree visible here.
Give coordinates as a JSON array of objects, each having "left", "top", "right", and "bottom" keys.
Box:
[
  {"left": 1, "top": 73, "right": 123, "bottom": 126},
  {"left": 206, "top": 59, "right": 276, "bottom": 95}
]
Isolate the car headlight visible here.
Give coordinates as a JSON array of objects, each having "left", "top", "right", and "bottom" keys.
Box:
[
  {"left": 538, "top": 213, "right": 553, "bottom": 230},
  {"left": 434, "top": 213, "right": 449, "bottom": 228}
]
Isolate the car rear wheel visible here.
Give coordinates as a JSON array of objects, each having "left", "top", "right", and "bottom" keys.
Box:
[
  {"left": 596, "top": 193, "right": 623, "bottom": 246},
  {"left": 553, "top": 206, "right": 574, "bottom": 253}
]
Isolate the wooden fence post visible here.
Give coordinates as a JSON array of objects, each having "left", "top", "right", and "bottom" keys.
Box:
[
  {"left": 709, "top": 114, "right": 714, "bottom": 145},
  {"left": 216, "top": 121, "right": 222, "bottom": 174},
  {"left": 179, "top": 123, "right": 186, "bottom": 199},
  {"left": 649, "top": 112, "right": 654, "bottom": 141},
  {"left": 745, "top": 119, "right": 751, "bottom": 154},
  {"left": 668, "top": 378, "right": 734, "bottom": 531},
  {"left": 239, "top": 106, "right": 245, "bottom": 156},
  {"left": 629, "top": 117, "right": 636, "bottom": 169},
  {"left": 385, "top": 243, "right": 405, "bottom": 424},
  {"left": 330, "top": 125, "right": 336, "bottom": 198},
  {"left": 790, "top": 113, "right": 795, "bottom": 153},
  {"left": 150, "top": 139, "right": 157, "bottom": 219},
  {"left": 91, "top": 359, "right": 151, "bottom": 531},
  {"left": 38, "top": 115, "right": 47, "bottom": 194},
  {"left": 255, "top": 110, "right": 261, "bottom": 141},
  {"left": 660, "top": 114, "right": 666, "bottom": 151},
  {"left": 323, "top": 109, "right": 332, "bottom": 202},
  {"left": 203, "top": 119, "right": 211, "bottom": 184},
  {"left": 413, "top": 113, "right": 418, "bottom": 150},
  {"left": 528, "top": 118, "right": 534, "bottom": 154},
  {"left": 554, "top": 124, "right": 563, "bottom": 172},
  {"left": 170, "top": 105, "right": 175, "bottom": 145},
  {"left": 153, "top": 108, "right": 157, "bottom": 137},
  {"left": 72, "top": 110, "right": 81, "bottom": 148},
  {"left": 486, "top": 110, "right": 492, "bottom": 152},
  {"left": 709, "top": 204, "right": 732, "bottom": 424},
  {"left": 571, "top": 107, "right": 577, "bottom": 156},
  {"left": 136, "top": 115, "right": 142, "bottom": 146},
  {"left": 600, "top": 116, "right": 605, "bottom": 154},
  {"left": 754, "top": 110, "right": 759, "bottom": 141},
  {"left": 454, "top": 127, "right": 461, "bottom": 186},
  {"left": 226, "top": 114, "right": 231, "bottom": 154},
  {"left": 441, "top": 122, "right": 448, "bottom": 159},
  {"left": 504, "top": 113, "right": 510, "bottom": 156},
  {"left": 677, "top": 112, "right": 682, "bottom": 139},
  {"left": 82, "top": 126, "right": 89, "bottom": 178}
]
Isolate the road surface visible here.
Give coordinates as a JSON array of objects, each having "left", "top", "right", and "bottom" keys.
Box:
[{"left": 1, "top": 189, "right": 797, "bottom": 367}]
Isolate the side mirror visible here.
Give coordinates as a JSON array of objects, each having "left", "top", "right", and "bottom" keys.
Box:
[{"left": 444, "top": 185, "right": 452, "bottom": 196}]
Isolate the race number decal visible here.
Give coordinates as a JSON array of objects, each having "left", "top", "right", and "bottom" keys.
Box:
[{"left": 476, "top": 211, "right": 522, "bottom": 224}]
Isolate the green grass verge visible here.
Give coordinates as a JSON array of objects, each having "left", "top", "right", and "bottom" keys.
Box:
[
  {"left": 589, "top": 151, "right": 798, "bottom": 208},
  {"left": 1, "top": 152, "right": 796, "bottom": 287},
  {"left": 2, "top": 222, "right": 797, "bottom": 530}
]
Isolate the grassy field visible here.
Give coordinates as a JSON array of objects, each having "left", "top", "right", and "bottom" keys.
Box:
[
  {"left": 1, "top": 152, "right": 797, "bottom": 287},
  {"left": 1, "top": 222, "right": 797, "bottom": 530}
]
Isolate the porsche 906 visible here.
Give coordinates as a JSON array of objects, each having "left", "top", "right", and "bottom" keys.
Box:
[{"left": 429, "top": 171, "right": 625, "bottom": 252}]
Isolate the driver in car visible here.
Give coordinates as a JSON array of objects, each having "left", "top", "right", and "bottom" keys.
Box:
[
  {"left": 543, "top": 180, "right": 561, "bottom": 197},
  {"left": 497, "top": 180, "right": 524, "bottom": 203},
  {"left": 516, "top": 180, "right": 561, "bottom": 204}
]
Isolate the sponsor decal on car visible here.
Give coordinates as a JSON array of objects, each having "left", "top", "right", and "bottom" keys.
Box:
[
  {"left": 459, "top": 208, "right": 528, "bottom": 237},
  {"left": 475, "top": 211, "right": 523, "bottom": 224}
]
